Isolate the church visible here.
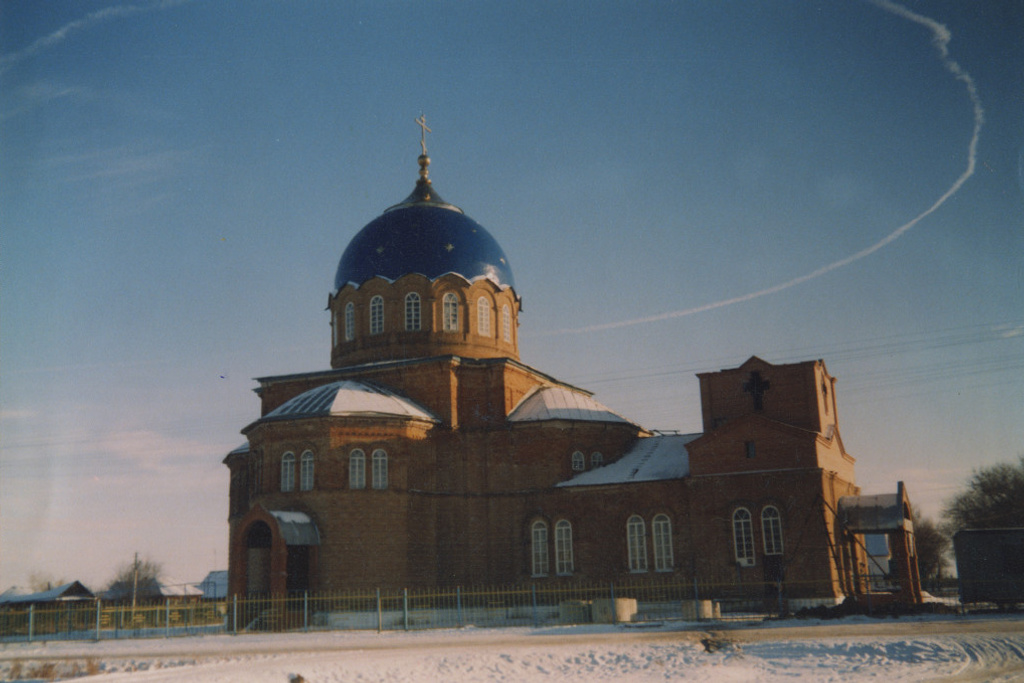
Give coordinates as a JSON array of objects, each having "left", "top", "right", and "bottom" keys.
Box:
[{"left": 224, "top": 124, "right": 921, "bottom": 610}]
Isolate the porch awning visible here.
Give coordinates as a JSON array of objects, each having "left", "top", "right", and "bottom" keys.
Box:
[
  {"left": 269, "top": 510, "right": 320, "bottom": 546},
  {"left": 837, "top": 493, "right": 910, "bottom": 532}
]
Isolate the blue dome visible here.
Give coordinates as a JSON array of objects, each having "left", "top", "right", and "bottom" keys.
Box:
[{"left": 334, "top": 200, "right": 516, "bottom": 291}]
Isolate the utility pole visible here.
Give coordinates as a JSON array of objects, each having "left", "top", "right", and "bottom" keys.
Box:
[{"left": 131, "top": 552, "right": 139, "bottom": 615}]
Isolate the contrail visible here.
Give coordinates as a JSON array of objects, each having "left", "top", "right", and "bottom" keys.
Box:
[
  {"left": 545, "top": 0, "right": 984, "bottom": 336},
  {"left": 0, "top": 0, "right": 193, "bottom": 77}
]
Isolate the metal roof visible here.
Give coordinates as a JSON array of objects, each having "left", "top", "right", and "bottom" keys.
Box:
[
  {"left": 0, "top": 581, "right": 95, "bottom": 605},
  {"left": 837, "top": 493, "right": 907, "bottom": 531},
  {"left": 262, "top": 380, "right": 438, "bottom": 423},
  {"left": 557, "top": 433, "right": 699, "bottom": 488},
  {"left": 335, "top": 203, "right": 515, "bottom": 291},
  {"left": 270, "top": 510, "right": 320, "bottom": 546},
  {"left": 507, "top": 385, "right": 635, "bottom": 425}
]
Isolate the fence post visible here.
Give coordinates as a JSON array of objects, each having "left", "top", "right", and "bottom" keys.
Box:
[
  {"left": 609, "top": 582, "right": 617, "bottom": 625},
  {"left": 531, "top": 584, "right": 538, "bottom": 628},
  {"left": 28, "top": 605, "right": 34, "bottom": 642},
  {"left": 303, "top": 591, "right": 309, "bottom": 632},
  {"left": 376, "top": 588, "right": 382, "bottom": 633},
  {"left": 165, "top": 598, "right": 171, "bottom": 638},
  {"left": 456, "top": 586, "right": 463, "bottom": 628},
  {"left": 403, "top": 589, "right": 409, "bottom": 631},
  {"left": 95, "top": 599, "right": 102, "bottom": 641},
  {"left": 232, "top": 595, "right": 237, "bottom": 635}
]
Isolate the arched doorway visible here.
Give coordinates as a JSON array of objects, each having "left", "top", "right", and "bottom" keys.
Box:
[{"left": 246, "top": 521, "right": 272, "bottom": 595}]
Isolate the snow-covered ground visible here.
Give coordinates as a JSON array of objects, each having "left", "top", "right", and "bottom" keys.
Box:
[{"left": 2, "top": 614, "right": 1023, "bottom": 682}]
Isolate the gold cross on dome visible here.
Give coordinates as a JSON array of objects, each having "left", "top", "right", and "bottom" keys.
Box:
[{"left": 415, "top": 114, "right": 432, "bottom": 156}]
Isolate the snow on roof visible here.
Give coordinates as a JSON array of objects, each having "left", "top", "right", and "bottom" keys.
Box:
[
  {"left": 270, "top": 510, "right": 321, "bottom": 546},
  {"left": 0, "top": 581, "right": 94, "bottom": 605},
  {"left": 156, "top": 578, "right": 204, "bottom": 598},
  {"left": 263, "top": 380, "right": 438, "bottom": 423},
  {"left": 557, "top": 433, "right": 700, "bottom": 488},
  {"left": 508, "top": 385, "right": 635, "bottom": 425}
]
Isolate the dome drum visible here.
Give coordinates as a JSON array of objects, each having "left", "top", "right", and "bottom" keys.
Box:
[{"left": 329, "top": 273, "right": 520, "bottom": 368}]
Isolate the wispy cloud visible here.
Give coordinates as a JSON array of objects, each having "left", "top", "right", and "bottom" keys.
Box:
[
  {"left": 0, "top": 81, "right": 92, "bottom": 122},
  {"left": 545, "top": 0, "right": 984, "bottom": 336},
  {"left": 0, "top": 0, "right": 193, "bottom": 77},
  {"left": 45, "top": 146, "right": 196, "bottom": 185}
]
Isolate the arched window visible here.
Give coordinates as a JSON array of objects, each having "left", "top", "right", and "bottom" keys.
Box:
[
  {"left": 349, "top": 449, "right": 365, "bottom": 489},
  {"left": 372, "top": 449, "right": 388, "bottom": 489},
  {"left": 590, "top": 452, "right": 603, "bottom": 468},
  {"left": 733, "top": 508, "right": 755, "bottom": 567},
  {"left": 344, "top": 302, "right": 355, "bottom": 341},
  {"left": 627, "top": 515, "right": 647, "bottom": 572},
  {"left": 502, "top": 304, "right": 511, "bottom": 343},
  {"left": 280, "top": 452, "right": 295, "bottom": 492},
  {"left": 405, "top": 292, "right": 421, "bottom": 331},
  {"left": 531, "top": 520, "right": 549, "bottom": 577},
  {"left": 369, "top": 296, "right": 384, "bottom": 335},
  {"left": 762, "top": 506, "right": 784, "bottom": 556},
  {"left": 331, "top": 309, "right": 338, "bottom": 347},
  {"left": 652, "top": 514, "right": 673, "bottom": 572},
  {"left": 443, "top": 293, "right": 459, "bottom": 332},
  {"left": 299, "top": 450, "right": 314, "bottom": 491},
  {"left": 571, "top": 451, "right": 585, "bottom": 471},
  {"left": 555, "top": 520, "right": 573, "bottom": 575},
  {"left": 477, "top": 297, "right": 491, "bottom": 336}
]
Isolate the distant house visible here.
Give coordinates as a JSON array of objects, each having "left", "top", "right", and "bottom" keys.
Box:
[
  {"left": 103, "top": 577, "right": 202, "bottom": 603},
  {"left": 197, "top": 571, "right": 228, "bottom": 600},
  {"left": 0, "top": 581, "right": 95, "bottom": 607}
]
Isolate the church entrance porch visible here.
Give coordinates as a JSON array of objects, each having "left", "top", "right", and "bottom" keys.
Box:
[{"left": 230, "top": 506, "right": 321, "bottom": 598}]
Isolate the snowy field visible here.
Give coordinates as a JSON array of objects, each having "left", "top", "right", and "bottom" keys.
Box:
[{"left": 2, "top": 614, "right": 1023, "bottom": 682}]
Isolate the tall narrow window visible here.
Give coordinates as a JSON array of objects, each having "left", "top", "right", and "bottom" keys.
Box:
[
  {"left": 733, "top": 508, "right": 755, "bottom": 566},
  {"left": 571, "top": 451, "right": 585, "bottom": 471},
  {"left": 502, "top": 305, "right": 511, "bottom": 343},
  {"left": 280, "top": 452, "right": 295, "bottom": 492},
  {"left": 652, "top": 514, "right": 673, "bottom": 572},
  {"left": 477, "top": 297, "right": 491, "bottom": 336},
  {"left": 443, "top": 293, "right": 459, "bottom": 331},
  {"left": 372, "top": 449, "right": 388, "bottom": 489},
  {"left": 762, "top": 506, "right": 784, "bottom": 556},
  {"left": 299, "top": 450, "right": 314, "bottom": 491},
  {"left": 331, "top": 310, "right": 338, "bottom": 347},
  {"left": 555, "top": 520, "right": 573, "bottom": 575},
  {"left": 349, "top": 449, "right": 365, "bottom": 489},
  {"left": 627, "top": 515, "right": 647, "bottom": 572},
  {"left": 405, "top": 292, "right": 421, "bottom": 331},
  {"left": 531, "top": 521, "right": 549, "bottom": 577},
  {"left": 369, "top": 296, "right": 384, "bottom": 335},
  {"left": 344, "top": 302, "right": 355, "bottom": 341}
]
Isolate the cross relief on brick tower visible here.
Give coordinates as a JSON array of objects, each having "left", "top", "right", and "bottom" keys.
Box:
[{"left": 743, "top": 371, "right": 771, "bottom": 411}]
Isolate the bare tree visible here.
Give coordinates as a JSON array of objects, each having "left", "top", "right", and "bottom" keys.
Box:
[
  {"left": 943, "top": 455, "right": 1024, "bottom": 533},
  {"left": 28, "top": 571, "right": 69, "bottom": 593},
  {"left": 913, "top": 513, "right": 950, "bottom": 582},
  {"left": 105, "top": 555, "right": 163, "bottom": 602}
]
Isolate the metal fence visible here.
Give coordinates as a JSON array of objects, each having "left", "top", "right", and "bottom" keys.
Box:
[{"left": 0, "top": 576, "right": 998, "bottom": 643}]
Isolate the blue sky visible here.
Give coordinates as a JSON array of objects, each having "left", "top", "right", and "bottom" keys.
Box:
[{"left": 1, "top": 0, "right": 1021, "bottom": 590}]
